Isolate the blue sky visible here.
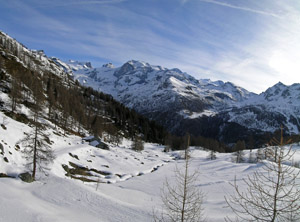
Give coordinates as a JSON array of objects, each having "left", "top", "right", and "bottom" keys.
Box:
[{"left": 0, "top": 0, "right": 299, "bottom": 93}]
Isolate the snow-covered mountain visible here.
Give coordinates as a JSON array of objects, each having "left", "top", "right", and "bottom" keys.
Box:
[
  {"left": 0, "top": 31, "right": 70, "bottom": 79},
  {"left": 57, "top": 59, "right": 299, "bottom": 143},
  {"left": 2, "top": 28, "right": 298, "bottom": 144},
  {"left": 67, "top": 60, "right": 254, "bottom": 112},
  {"left": 51, "top": 58, "right": 92, "bottom": 73},
  {"left": 2, "top": 30, "right": 300, "bottom": 222},
  {"left": 226, "top": 82, "right": 300, "bottom": 135}
]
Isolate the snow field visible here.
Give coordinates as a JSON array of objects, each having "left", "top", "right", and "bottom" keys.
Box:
[{"left": 1, "top": 110, "right": 300, "bottom": 221}]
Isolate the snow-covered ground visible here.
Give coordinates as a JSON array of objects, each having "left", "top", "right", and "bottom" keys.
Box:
[{"left": 1, "top": 111, "right": 300, "bottom": 222}]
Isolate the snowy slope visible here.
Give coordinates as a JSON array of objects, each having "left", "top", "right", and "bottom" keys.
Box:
[
  {"left": 1, "top": 109, "right": 300, "bottom": 222},
  {"left": 51, "top": 58, "right": 93, "bottom": 74},
  {"left": 0, "top": 31, "right": 70, "bottom": 79}
]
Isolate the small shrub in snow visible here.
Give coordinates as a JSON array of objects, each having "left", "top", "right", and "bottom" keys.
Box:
[
  {"left": 232, "top": 150, "right": 245, "bottom": 163},
  {"left": 208, "top": 150, "right": 217, "bottom": 160},
  {"left": 256, "top": 148, "right": 264, "bottom": 162},
  {"left": 248, "top": 150, "right": 256, "bottom": 163},
  {"left": 131, "top": 137, "right": 144, "bottom": 151},
  {"left": 232, "top": 141, "right": 246, "bottom": 163},
  {"left": 1, "top": 116, "right": 8, "bottom": 129},
  {"left": 292, "top": 160, "right": 300, "bottom": 169}
]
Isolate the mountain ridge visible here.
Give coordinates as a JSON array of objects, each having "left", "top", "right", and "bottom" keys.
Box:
[
  {"left": 58, "top": 59, "right": 299, "bottom": 144},
  {"left": 1, "top": 29, "right": 298, "bottom": 145}
]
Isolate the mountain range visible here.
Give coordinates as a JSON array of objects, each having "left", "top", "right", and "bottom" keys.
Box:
[
  {"left": 52, "top": 59, "right": 300, "bottom": 145},
  {"left": 1, "top": 29, "right": 299, "bottom": 146}
]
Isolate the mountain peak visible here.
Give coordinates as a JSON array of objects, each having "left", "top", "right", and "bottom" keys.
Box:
[
  {"left": 127, "top": 60, "right": 150, "bottom": 68},
  {"left": 274, "top": 81, "right": 285, "bottom": 88},
  {"left": 102, "top": 63, "right": 115, "bottom": 68},
  {"left": 68, "top": 60, "right": 92, "bottom": 69},
  {"left": 265, "top": 81, "right": 286, "bottom": 93}
]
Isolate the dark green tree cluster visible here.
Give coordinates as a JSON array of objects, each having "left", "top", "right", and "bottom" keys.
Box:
[
  {"left": 163, "top": 133, "right": 228, "bottom": 152},
  {"left": 0, "top": 42, "right": 167, "bottom": 145}
]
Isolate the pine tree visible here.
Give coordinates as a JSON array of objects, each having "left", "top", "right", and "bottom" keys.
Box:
[
  {"left": 208, "top": 150, "right": 217, "bottom": 160},
  {"left": 232, "top": 140, "right": 246, "bottom": 163}
]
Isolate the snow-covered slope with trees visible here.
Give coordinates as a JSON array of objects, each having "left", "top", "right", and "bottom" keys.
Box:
[
  {"left": 1, "top": 109, "right": 300, "bottom": 222},
  {"left": 61, "top": 59, "right": 300, "bottom": 144},
  {"left": 1, "top": 29, "right": 300, "bottom": 222},
  {"left": 0, "top": 31, "right": 70, "bottom": 80}
]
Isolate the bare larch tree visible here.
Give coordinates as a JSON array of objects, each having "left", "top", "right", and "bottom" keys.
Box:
[
  {"left": 225, "top": 129, "right": 300, "bottom": 221},
  {"left": 154, "top": 134, "right": 205, "bottom": 222},
  {"left": 19, "top": 75, "right": 54, "bottom": 180}
]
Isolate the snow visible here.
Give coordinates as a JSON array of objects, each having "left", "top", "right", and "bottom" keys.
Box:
[
  {"left": 67, "top": 59, "right": 254, "bottom": 113},
  {"left": 179, "top": 109, "right": 217, "bottom": 119},
  {"left": 2, "top": 28, "right": 299, "bottom": 135},
  {"left": 64, "top": 59, "right": 300, "bottom": 135},
  {"left": 0, "top": 31, "right": 69, "bottom": 79},
  {"left": 1, "top": 32, "right": 300, "bottom": 219},
  {"left": 1, "top": 108, "right": 300, "bottom": 221}
]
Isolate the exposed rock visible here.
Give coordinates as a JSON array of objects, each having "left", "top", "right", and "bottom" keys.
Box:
[{"left": 18, "top": 172, "right": 34, "bottom": 183}]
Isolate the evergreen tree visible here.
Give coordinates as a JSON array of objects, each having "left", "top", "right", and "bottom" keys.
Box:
[
  {"left": 232, "top": 140, "right": 246, "bottom": 163},
  {"left": 208, "top": 150, "right": 217, "bottom": 160}
]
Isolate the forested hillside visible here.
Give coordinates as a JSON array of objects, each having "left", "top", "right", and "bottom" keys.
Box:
[
  {"left": 0, "top": 30, "right": 232, "bottom": 153},
  {"left": 0, "top": 31, "right": 166, "bottom": 145}
]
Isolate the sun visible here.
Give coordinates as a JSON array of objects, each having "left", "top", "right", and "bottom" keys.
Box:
[{"left": 269, "top": 50, "right": 300, "bottom": 84}]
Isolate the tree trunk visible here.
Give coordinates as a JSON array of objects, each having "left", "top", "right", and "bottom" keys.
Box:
[
  {"left": 181, "top": 134, "right": 190, "bottom": 222},
  {"left": 32, "top": 124, "right": 38, "bottom": 180}
]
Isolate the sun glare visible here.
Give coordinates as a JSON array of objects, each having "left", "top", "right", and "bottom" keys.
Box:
[{"left": 269, "top": 51, "right": 299, "bottom": 84}]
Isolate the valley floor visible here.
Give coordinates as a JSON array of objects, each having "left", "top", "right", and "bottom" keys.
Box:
[{"left": 1, "top": 112, "right": 300, "bottom": 221}]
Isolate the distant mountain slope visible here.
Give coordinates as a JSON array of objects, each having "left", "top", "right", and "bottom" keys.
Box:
[
  {"left": 59, "top": 59, "right": 299, "bottom": 144},
  {"left": 66, "top": 60, "right": 254, "bottom": 112}
]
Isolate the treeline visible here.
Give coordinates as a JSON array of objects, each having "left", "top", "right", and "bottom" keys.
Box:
[
  {"left": 0, "top": 44, "right": 166, "bottom": 144},
  {"left": 164, "top": 133, "right": 228, "bottom": 152},
  {"left": 0, "top": 48, "right": 233, "bottom": 151}
]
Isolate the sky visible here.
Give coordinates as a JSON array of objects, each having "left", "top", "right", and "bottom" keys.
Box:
[{"left": 0, "top": 0, "right": 299, "bottom": 93}]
